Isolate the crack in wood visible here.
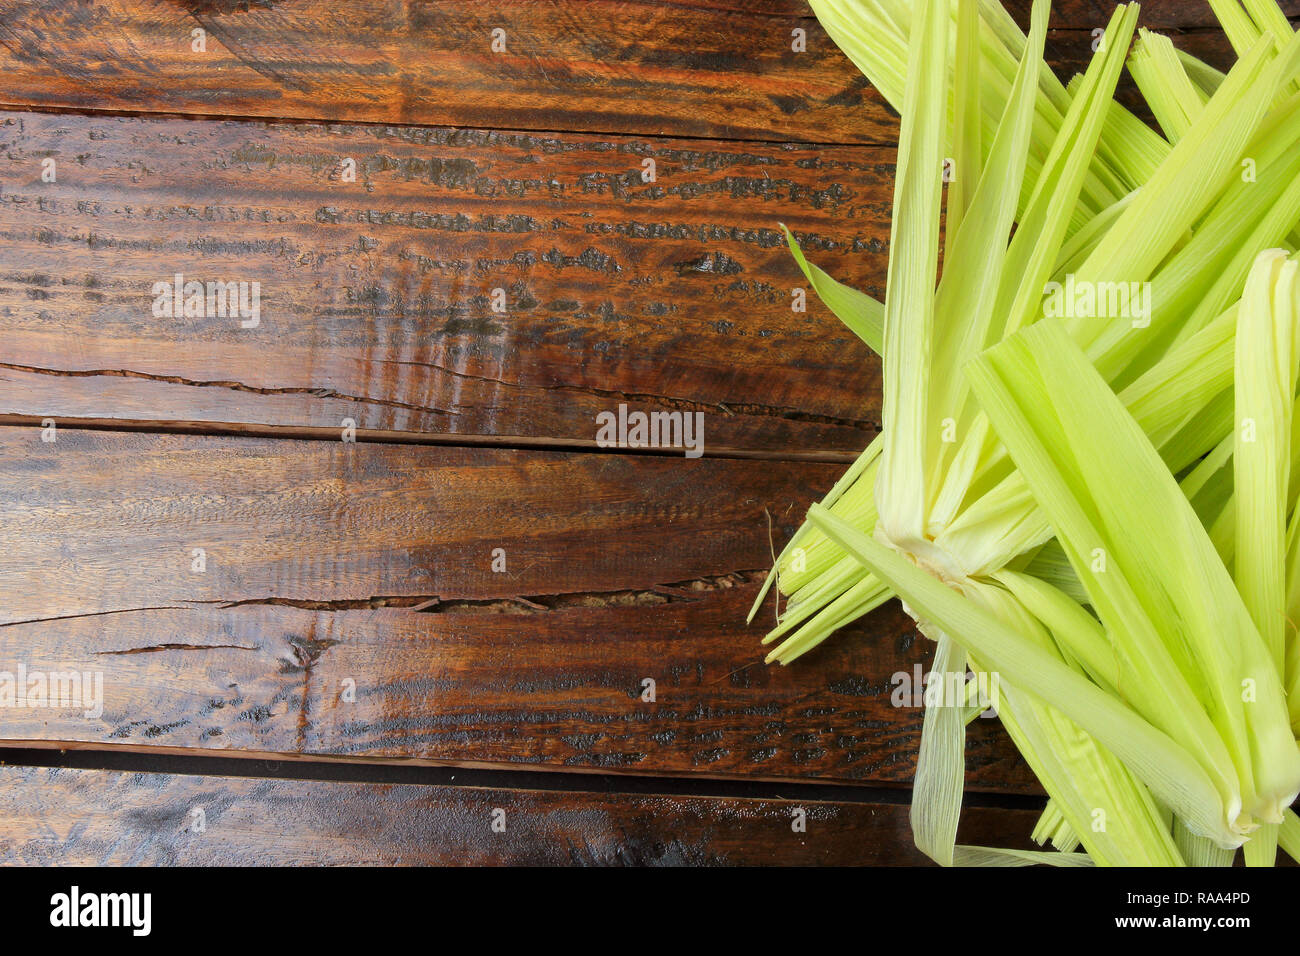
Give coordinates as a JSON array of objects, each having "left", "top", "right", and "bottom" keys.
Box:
[
  {"left": 96, "top": 643, "right": 259, "bottom": 655},
  {"left": 370, "top": 357, "right": 878, "bottom": 428},
  {"left": 0, "top": 573, "right": 773, "bottom": 633},
  {"left": 1, "top": 359, "right": 879, "bottom": 432},
  {"left": 207, "top": 570, "right": 769, "bottom": 616},
  {"left": 0, "top": 606, "right": 193, "bottom": 629},
  {"left": 0, "top": 361, "right": 457, "bottom": 419}
]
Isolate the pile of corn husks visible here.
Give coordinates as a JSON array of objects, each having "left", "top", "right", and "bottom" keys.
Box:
[{"left": 755, "top": 0, "right": 1300, "bottom": 866}]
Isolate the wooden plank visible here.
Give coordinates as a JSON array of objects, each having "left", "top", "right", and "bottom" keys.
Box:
[
  {"left": 0, "top": 583, "right": 1031, "bottom": 789},
  {"left": 0, "top": 110, "right": 885, "bottom": 454},
  {"left": 0, "top": 0, "right": 896, "bottom": 144},
  {"left": 0, "top": 428, "right": 836, "bottom": 619},
  {"left": 0, "top": 0, "right": 1270, "bottom": 159},
  {"left": 1005, "top": 0, "right": 1300, "bottom": 30},
  {"left": 0, "top": 427, "right": 1032, "bottom": 790},
  {"left": 0, "top": 764, "right": 1041, "bottom": 865},
  {"left": 0, "top": 1, "right": 1268, "bottom": 149}
]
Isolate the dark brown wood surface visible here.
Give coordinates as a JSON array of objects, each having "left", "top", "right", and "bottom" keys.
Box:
[
  {"left": 0, "top": 764, "right": 1040, "bottom": 865},
  {"left": 0, "top": 428, "right": 834, "bottom": 622},
  {"left": 5, "top": 0, "right": 1260, "bottom": 865},
  {"left": 0, "top": 109, "right": 886, "bottom": 455},
  {"left": 0, "top": 1, "right": 1276, "bottom": 144},
  {"left": 0, "top": 0, "right": 895, "bottom": 143},
  {"left": 0, "top": 426, "right": 1031, "bottom": 789},
  {"left": 0, "top": 576, "right": 1031, "bottom": 789}
]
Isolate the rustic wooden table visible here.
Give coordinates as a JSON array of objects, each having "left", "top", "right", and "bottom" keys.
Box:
[{"left": 0, "top": 0, "right": 1264, "bottom": 865}]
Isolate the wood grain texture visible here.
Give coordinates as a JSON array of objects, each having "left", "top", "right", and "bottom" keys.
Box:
[
  {"left": 0, "top": 580, "right": 1031, "bottom": 789},
  {"left": 0, "top": 0, "right": 1271, "bottom": 149},
  {"left": 0, "top": 427, "right": 841, "bottom": 621},
  {"left": 0, "top": 109, "right": 885, "bottom": 454},
  {"left": 0, "top": 764, "right": 1042, "bottom": 865},
  {"left": 0, "top": 0, "right": 896, "bottom": 143},
  {"left": 0, "top": 427, "right": 1030, "bottom": 788}
]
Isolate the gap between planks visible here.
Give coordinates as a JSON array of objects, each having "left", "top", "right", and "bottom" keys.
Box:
[
  {"left": 0, "top": 415, "right": 867, "bottom": 464},
  {"left": 0, "top": 762, "right": 1044, "bottom": 865},
  {"left": 0, "top": 102, "right": 901, "bottom": 150},
  {"left": 0, "top": 744, "right": 1046, "bottom": 812}
]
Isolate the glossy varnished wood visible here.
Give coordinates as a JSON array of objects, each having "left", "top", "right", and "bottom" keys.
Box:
[
  {"left": 0, "top": 2, "right": 1274, "bottom": 147},
  {"left": 0, "top": 110, "right": 887, "bottom": 454},
  {"left": 0, "top": 427, "right": 1032, "bottom": 789},
  {"left": 2, "top": 0, "right": 1257, "bottom": 863},
  {"left": 0, "top": 765, "right": 1041, "bottom": 865},
  {"left": 0, "top": 0, "right": 896, "bottom": 143},
  {"left": 0, "top": 427, "right": 838, "bottom": 621},
  {"left": 0, "top": 584, "right": 1031, "bottom": 789}
]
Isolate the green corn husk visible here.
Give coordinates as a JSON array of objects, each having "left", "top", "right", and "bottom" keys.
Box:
[{"left": 753, "top": 0, "right": 1300, "bottom": 865}]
